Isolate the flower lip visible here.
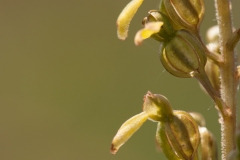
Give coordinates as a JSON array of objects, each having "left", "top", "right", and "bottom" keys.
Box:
[
  {"left": 117, "top": 0, "right": 144, "bottom": 40},
  {"left": 110, "top": 112, "right": 149, "bottom": 154}
]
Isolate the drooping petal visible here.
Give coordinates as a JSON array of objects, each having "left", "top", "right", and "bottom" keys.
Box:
[
  {"left": 117, "top": 0, "right": 144, "bottom": 40},
  {"left": 134, "top": 22, "right": 163, "bottom": 46},
  {"left": 110, "top": 112, "right": 148, "bottom": 154}
]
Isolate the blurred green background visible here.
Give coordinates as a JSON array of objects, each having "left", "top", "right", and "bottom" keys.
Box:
[{"left": 0, "top": 0, "right": 239, "bottom": 159}]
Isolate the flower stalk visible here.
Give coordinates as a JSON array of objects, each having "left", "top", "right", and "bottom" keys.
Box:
[{"left": 214, "top": 0, "right": 237, "bottom": 159}]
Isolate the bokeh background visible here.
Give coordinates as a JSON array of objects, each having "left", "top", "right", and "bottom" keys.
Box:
[{"left": 0, "top": 0, "right": 239, "bottom": 160}]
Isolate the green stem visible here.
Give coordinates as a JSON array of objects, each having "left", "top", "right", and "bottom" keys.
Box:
[
  {"left": 194, "top": 71, "right": 228, "bottom": 117},
  {"left": 214, "top": 0, "right": 237, "bottom": 159}
]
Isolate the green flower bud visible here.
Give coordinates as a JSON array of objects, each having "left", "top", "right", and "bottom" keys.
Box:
[
  {"left": 160, "top": 0, "right": 205, "bottom": 33},
  {"left": 156, "top": 110, "right": 200, "bottom": 160},
  {"left": 143, "top": 91, "right": 173, "bottom": 122},
  {"left": 160, "top": 29, "right": 207, "bottom": 78}
]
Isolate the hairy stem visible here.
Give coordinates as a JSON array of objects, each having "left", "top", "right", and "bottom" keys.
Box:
[
  {"left": 195, "top": 71, "right": 228, "bottom": 117},
  {"left": 214, "top": 0, "right": 237, "bottom": 159}
]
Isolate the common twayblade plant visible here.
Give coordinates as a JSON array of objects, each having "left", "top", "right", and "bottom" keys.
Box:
[{"left": 110, "top": 0, "right": 240, "bottom": 160}]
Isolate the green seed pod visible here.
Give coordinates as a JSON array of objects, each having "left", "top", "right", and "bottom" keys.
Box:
[
  {"left": 156, "top": 110, "right": 200, "bottom": 160},
  {"left": 143, "top": 91, "right": 173, "bottom": 122},
  {"left": 161, "top": 0, "right": 205, "bottom": 33},
  {"left": 160, "top": 29, "right": 207, "bottom": 78}
]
